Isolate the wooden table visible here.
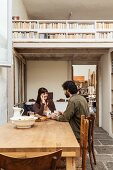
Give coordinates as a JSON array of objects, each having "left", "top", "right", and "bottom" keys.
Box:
[{"left": 0, "top": 120, "right": 80, "bottom": 170}]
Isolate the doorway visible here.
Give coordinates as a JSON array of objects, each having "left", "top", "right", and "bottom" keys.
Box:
[{"left": 72, "top": 65, "right": 99, "bottom": 125}]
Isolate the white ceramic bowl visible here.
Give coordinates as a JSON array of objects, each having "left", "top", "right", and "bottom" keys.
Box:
[{"left": 10, "top": 116, "right": 37, "bottom": 128}]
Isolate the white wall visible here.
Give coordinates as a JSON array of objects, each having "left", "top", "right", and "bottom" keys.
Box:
[
  {"left": 12, "top": 0, "right": 28, "bottom": 19},
  {"left": 0, "top": 68, "right": 8, "bottom": 124},
  {"left": 14, "top": 58, "right": 19, "bottom": 103},
  {"left": 12, "top": 0, "right": 28, "bottom": 103},
  {"left": 98, "top": 60, "right": 102, "bottom": 127},
  {"left": 4, "top": 0, "right": 29, "bottom": 122},
  {"left": 0, "top": 0, "right": 11, "bottom": 124},
  {"left": 27, "top": 61, "right": 68, "bottom": 101},
  {"left": 100, "top": 52, "right": 111, "bottom": 134},
  {"left": 7, "top": 66, "right": 14, "bottom": 119}
]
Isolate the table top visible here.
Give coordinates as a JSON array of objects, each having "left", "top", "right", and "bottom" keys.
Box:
[{"left": 0, "top": 120, "right": 80, "bottom": 155}]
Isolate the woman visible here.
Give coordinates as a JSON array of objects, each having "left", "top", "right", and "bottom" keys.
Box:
[{"left": 33, "top": 87, "right": 56, "bottom": 116}]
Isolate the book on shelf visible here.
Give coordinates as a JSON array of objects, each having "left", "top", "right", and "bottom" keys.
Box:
[
  {"left": 39, "top": 33, "right": 47, "bottom": 39},
  {"left": 96, "top": 22, "right": 113, "bottom": 29},
  {"left": 39, "top": 22, "right": 66, "bottom": 29},
  {"left": 13, "top": 32, "right": 39, "bottom": 39},
  {"left": 13, "top": 21, "right": 38, "bottom": 29},
  {"left": 96, "top": 32, "right": 113, "bottom": 39}
]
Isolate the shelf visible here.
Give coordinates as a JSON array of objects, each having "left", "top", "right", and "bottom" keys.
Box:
[
  {"left": 96, "top": 29, "right": 113, "bottom": 32},
  {"left": 12, "top": 38, "right": 97, "bottom": 43},
  {"left": 13, "top": 29, "right": 38, "bottom": 32},
  {"left": 12, "top": 20, "right": 113, "bottom": 42}
]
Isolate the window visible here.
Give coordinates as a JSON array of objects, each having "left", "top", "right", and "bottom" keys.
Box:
[
  {"left": 0, "top": 0, "right": 12, "bottom": 66},
  {"left": 13, "top": 54, "right": 26, "bottom": 105}
]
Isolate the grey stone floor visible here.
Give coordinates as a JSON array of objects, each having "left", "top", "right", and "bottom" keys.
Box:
[
  {"left": 86, "top": 126, "right": 113, "bottom": 170},
  {"left": 57, "top": 126, "right": 113, "bottom": 170}
]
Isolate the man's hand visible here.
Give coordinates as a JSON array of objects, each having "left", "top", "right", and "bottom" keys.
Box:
[
  {"left": 54, "top": 111, "right": 63, "bottom": 116},
  {"left": 50, "top": 113, "right": 58, "bottom": 120}
]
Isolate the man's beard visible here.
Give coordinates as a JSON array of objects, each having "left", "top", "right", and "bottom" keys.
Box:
[{"left": 65, "top": 92, "right": 70, "bottom": 98}]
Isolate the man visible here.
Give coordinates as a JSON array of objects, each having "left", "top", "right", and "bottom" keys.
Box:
[{"left": 52, "top": 80, "right": 89, "bottom": 142}]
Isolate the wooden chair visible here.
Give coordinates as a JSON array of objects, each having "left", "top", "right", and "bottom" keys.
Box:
[
  {"left": 87, "top": 114, "right": 96, "bottom": 170},
  {"left": 80, "top": 115, "right": 89, "bottom": 170},
  {"left": 0, "top": 150, "right": 62, "bottom": 170},
  {"left": 80, "top": 114, "right": 96, "bottom": 170}
]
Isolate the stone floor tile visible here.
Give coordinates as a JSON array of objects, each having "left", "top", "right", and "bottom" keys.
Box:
[
  {"left": 94, "top": 139, "right": 102, "bottom": 145},
  {"left": 106, "top": 162, "right": 113, "bottom": 170},
  {"left": 95, "top": 155, "right": 113, "bottom": 162},
  {"left": 86, "top": 159, "right": 107, "bottom": 170},
  {"left": 94, "top": 133, "right": 112, "bottom": 140},
  {"left": 58, "top": 127, "right": 113, "bottom": 170},
  {"left": 95, "top": 146, "right": 113, "bottom": 154},
  {"left": 99, "top": 139, "right": 113, "bottom": 145},
  {"left": 94, "top": 127, "right": 107, "bottom": 134}
]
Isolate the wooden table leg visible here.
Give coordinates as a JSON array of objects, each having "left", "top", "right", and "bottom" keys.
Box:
[{"left": 66, "top": 157, "right": 76, "bottom": 170}]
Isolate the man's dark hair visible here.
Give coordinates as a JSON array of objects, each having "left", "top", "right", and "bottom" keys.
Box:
[{"left": 62, "top": 81, "right": 78, "bottom": 94}]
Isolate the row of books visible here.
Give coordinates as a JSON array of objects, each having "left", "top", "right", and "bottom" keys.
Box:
[
  {"left": 13, "top": 22, "right": 38, "bottom": 29},
  {"left": 96, "top": 23, "right": 113, "bottom": 29},
  {"left": 13, "top": 22, "right": 67, "bottom": 29},
  {"left": 13, "top": 21, "right": 113, "bottom": 30},
  {"left": 13, "top": 32, "right": 39, "bottom": 39},
  {"left": 39, "top": 33, "right": 95, "bottom": 39},
  {"left": 12, "top": 21, "right": 98, "bottom": 30},
  {"left": 39, "top": 23, "right": 66, "bottom": 29},
  {"left": 12, "top": 32, "right": 95, "bottom": 39},
  {"left": 96, "top": 32, "right": 113, "bottom": 39},
  {"left": 13, "top": 32, "right": 113, "bottom": 39},
  {"left": 68, "top": 24, "right": 94, "bottom": 29},
  {"left": 66, "top": 33, "right": 95, "bottom": 39}
]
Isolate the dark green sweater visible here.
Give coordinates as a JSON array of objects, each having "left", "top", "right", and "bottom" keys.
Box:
[{"left": 57, "top": 94, "right": 89, "bottom": 141}]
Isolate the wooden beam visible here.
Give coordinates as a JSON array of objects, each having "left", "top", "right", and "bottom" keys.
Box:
[
  {"left": 13, "top": 49, "right": 26, "bottom": 64},
  {"left": 15, "top": 48, "right": 108, "bottom": 55}
]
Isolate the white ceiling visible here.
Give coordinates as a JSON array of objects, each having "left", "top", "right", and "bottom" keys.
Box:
[{"left": 23, "top": 0, "right": 113, "bottom": 20}]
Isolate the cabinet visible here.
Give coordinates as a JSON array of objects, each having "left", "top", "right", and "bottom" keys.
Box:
[{"left": 12, "top": 20, "right": 113, "bottom": 42}]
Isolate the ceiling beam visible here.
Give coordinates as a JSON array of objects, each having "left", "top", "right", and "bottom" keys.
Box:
[
  {"left": 13, "top": 49, "right": 26, "bottom": 64},
  {"left": 26, "top": 57, "right": 99, "bottom": 64},
  {"left": 24, "top": 55, "right": 100, "bottom": 61},
  {"left": 15, "top": 48, "right": 108, "bottom": 55}
]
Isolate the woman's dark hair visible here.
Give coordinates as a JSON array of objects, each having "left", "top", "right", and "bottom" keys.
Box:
[
  {"left": 36, "top": 87, "right": 48, "bottom": 104},
  {"left": 62, "top": 81, "right": 78, "bottom": 94}
]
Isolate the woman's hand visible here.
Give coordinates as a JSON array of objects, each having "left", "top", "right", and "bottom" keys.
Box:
[{"left": 41, "top": 94, "right": 46, "bottom": 104}]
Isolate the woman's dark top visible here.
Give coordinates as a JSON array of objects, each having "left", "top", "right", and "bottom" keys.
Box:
[{"left": 33, "top": 99, "right": 56, "bottom": 115}]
